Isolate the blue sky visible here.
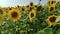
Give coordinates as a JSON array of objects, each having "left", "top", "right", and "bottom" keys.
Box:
[{"left": 0, "top": 0, "right": 59, "bottom": 7}]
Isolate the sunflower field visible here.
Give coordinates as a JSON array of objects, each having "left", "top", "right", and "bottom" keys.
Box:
[{"left": 0, "top": 0, "right": 60, "bottom": 34}]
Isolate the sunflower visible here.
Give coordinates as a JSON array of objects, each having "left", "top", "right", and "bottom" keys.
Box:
[
  {"left": 8, "top": 7, "right": 12, "bottom": 10},
  {"left": 21, "top": 6, "right": 26, "bottom": 11},
  {"left": 29, "top": 2, "right": 34, "bottom": 8},
  {"left": 34, "top": 5, "right": 38, "bottom": 8},
  {"left": 28, "top": 10, "right": 36, "bottom": 22},
  {"left": 17, "top": 5, "right": 20, "bottom": 8},
  {"left": 0, "top": 8, "right": 6, "bottom": 16},
  {"left": 36, "top": 5, "right": 42, "bottom": 13},
  {"left": 26, "top": 5, "right": 29, "bottom": 8},
  {"left": 26, "top": 5, "right": 30, "bottom": 10},
  {"left": 16, "top": 5, "right": 21, "bottom": 10},
  {"left": 48, "top": 0, "right": 56, "bottom": 6},
  {"left": 8, "top": 9, "right": 21, "bottom": 22},
  {"left": 48, "top": 6, "right": 55, "bottom": 12},
  {"left": 46, "top": 15, "right": 57, "bottom": 26},
  {"left": 57, "top": 1, "right": 60, "bottom": 4},
  {"left": 0, "top": 16, "right": 4, "bottom": 24}
]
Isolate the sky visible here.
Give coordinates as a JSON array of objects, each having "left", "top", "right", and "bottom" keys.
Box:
[{"left": 0, "top": 0, "right": 59, "bottom": 7}]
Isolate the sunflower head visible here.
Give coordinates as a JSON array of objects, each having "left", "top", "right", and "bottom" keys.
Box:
[
  {"left": 46, "top": 15, "right": 57, "bottom": 26},
  {"left": 48, "top": 6, "right": 55, "bottom": 12},
  {"left": 15, "top": 6, "right": 21, "bottom": 11},
  {"left": 29, "top": 2, "right": 34, "bottom": 8},
  {"left": 8, "top": 9, "right": 21, "bottom": 22},
  {"left": 28, "top": 10, "right": 36, "bottom": 22},
  {"left": 0, "top": 8, "right": 6, "bottom": 16},
  {"left": 26, "top": 5, "right": 29, "bottom": 8},
  {"left": 57, "top": 1, "right": 60, "bottom": 4},
  {"left": 36, "top": 5, "right": 42, "bottom": 12},
  {"left": 29, "top": 7, "right": 33, "bottom": 11},
  {"left": 17, "top": 5, "right": 20, "bottom": 8},
  {"left": 9, "top": 8, "right": 12, "bottom": 10},
  {"left": 50, "top": 7, "right": 54, "bottom": 11},
  {"left": 51, "top": 1, "right": 56, "bottom": 4},
  {"left": 17, "top": 5, "right": 21, "bottom": 9},
  {"left": 26, "top": 5, "right": 30, "bottom": 11},
  {"left": 21, "top": 6, "right": 26, "bottom": 11},
  {"left": 8, "top": 7, "right": 12, "bottom": 11},
  {"left": 48, "top": 0, "right": 56, "bottom": 6},
  {"left": 34, "top": 5, "right": 38, "bottom": 8}
]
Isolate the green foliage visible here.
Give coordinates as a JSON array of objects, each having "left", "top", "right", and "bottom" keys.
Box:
[{"left": 0, "top": 1, "right": 60, "bottom": 34}]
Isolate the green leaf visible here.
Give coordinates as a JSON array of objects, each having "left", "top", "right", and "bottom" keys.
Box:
[
  {"left": 56, "top": 29, "right": 60, "bottom": 34},
  {"left": 56, "top": 16, "right": 60, "bottom": 24},
  {"left": 56, "top": 16, "right": 60, "bottom": 22},
  {"left": 44, "top": 28, "right": 52, "bottom": 34},
  {"left": 19, "top": 30, "right": 27, "bottom": 34},
  {"left": 36, "top": 27, "right": 52, "bottom": 34}
]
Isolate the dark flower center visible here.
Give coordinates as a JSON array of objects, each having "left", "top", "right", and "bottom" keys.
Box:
[
  {"left": 51, "top": 1, "right": 54, "bottom": 4},
  {"left": 17, "top": 6, "right": 19, "bottom": 8},
  {"left": 50, "top": 7, "right": 54, "bottom": 11},
  {"left": 37, "top": 6, "right": 42, "bottom": 11},
  {"left": 9, "top": 8, "right": 12, "bottom": 10},
  {"left": 0, "top": 9, "right": 3, "bottom": 14},
  {"left": 58, "top": 2, "right": 59, "bottom": 4},
  {"left": 57, "top": 2, "right": 60, "bottom": 4},
  {"left": 51, "top": 1, "right": 56, "bottom": 4},
  {"left": 49, "top": 16, "right": 56, "bottom": 22},
  {"left": 22, "top": 8, "right": 24, "bottom": 11},
  {"left": 27, "top": 5, "right": 29, "bottom": 8},
  {"left": 11, "top": 12, "right": 18, "bottom": 18},
  {"left": 31, "top": 13, "right": 34, "bottom": 18},
  {"left": 35, "top": 5, "right": 37, "bottom": 7},
  {"left": 30, "top": 8, "right": 32, "bottom": 10},
  {"left": 30, "top": 3, "right": 33, "bottom": 6}
]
